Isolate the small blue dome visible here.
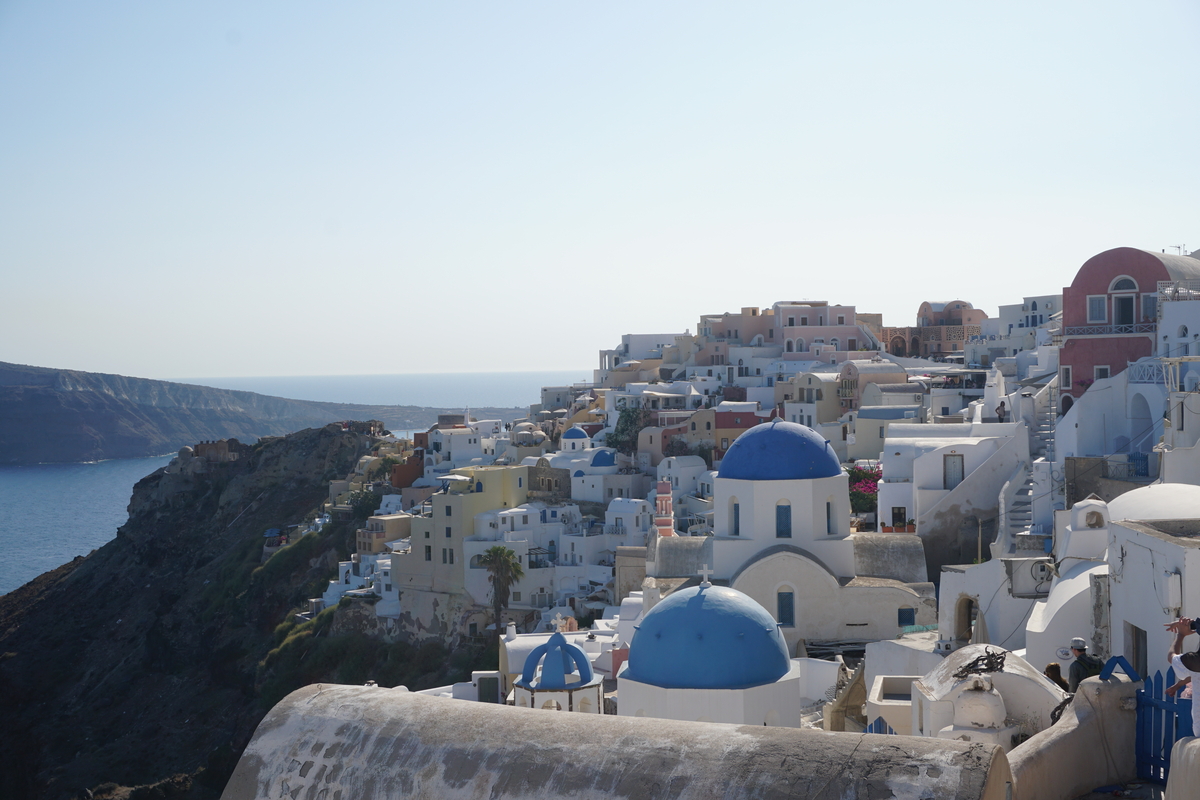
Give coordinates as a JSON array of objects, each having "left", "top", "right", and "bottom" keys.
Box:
[
  {"left": 590, "top": 449, "right": 616, "bottom": 467},
  {"left": 718, "top": 418, "right": 841, "bottom": 481},
  {"left": 626, "top": 585, "right": 790, "bottom": 689},
  {"left": 563, "top": 427, "right": 588, "bottom": 439}
]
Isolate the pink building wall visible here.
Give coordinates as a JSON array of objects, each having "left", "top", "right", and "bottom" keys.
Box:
[{"left": 1059, "top": 247, "right": 1186, "bottom": 400}]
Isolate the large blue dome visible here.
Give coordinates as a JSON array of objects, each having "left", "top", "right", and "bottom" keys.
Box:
[
  {"left": 717, "top": 418, "right": 842, "bottom": 481},
  {"left": 625, "top": 585, "right": 790, "bottom": 689}
]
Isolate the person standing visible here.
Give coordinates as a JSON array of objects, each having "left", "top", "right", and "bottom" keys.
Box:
[
  {"left": 1166, "top": 617, "right": 1200, "bottom": 737},
  {"left": 1067, "top": 637, "right": 1104, "bottom": 692},
  {"left": 995, "top": 400, "right": 1007, "bottom": 423}
]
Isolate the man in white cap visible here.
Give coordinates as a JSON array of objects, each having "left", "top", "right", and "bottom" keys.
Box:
[
  {"left": 1165, "top": 617, "right": 1200, "bottom": 736},
  {"left": 1067, "top": 636, "right": 1103, "bottom": 692}
]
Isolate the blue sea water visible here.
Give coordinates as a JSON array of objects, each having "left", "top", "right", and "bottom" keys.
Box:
[
  {"left": 0, "top": 455, "right": 173, "bottom": 594},
  {"left": 0, "top": 370, "right": 591, "bottom": 594}
]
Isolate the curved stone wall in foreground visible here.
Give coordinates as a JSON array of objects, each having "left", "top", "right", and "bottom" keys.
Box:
[{"left": 222, "top": 684, "right": 1013, "bottom": 800}]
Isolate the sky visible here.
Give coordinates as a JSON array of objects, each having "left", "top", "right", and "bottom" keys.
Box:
[{"left": 1, "top": 2, "right": 1197, "bottom": 380}]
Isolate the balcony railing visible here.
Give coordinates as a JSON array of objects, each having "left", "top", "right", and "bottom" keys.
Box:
[
  {"left": 603, "top": 524, "right": 650, "bottom": 536},
  {"left": 1127, "top": 360, "right": 1168, "bottom": 385},
  {"left": 1062, "top": 323, "right": 1156, "bottom": 336},
  {"left": 1159, "top": 279, "right": 1200, "bottom": 302}
]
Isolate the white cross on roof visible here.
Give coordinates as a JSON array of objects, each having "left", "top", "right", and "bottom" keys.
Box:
[{"left": 698, "top": 564, "right": 714, "bottom": 587}]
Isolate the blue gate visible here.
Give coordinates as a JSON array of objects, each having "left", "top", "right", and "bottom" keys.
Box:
[{"left": 1132, "top": 661, "right": 1192, "bottom": 784}]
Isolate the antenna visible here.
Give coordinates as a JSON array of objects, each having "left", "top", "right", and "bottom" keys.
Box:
[{"left": 1170, "top": 244, "right": 1186, "bottom": 255}]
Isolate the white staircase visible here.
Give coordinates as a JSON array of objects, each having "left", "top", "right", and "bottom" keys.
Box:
[
  {"left": 1031, "top": 391, "right": 1056, "bottom": 462},
  {"left": 1007, "top": 476, "right": 1034, "bottom": 540}
]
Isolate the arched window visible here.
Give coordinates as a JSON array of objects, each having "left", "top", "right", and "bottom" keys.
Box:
[
  {"left": 1109, "top": 276, "right": 1138, "bottom": 292},
  {"left": 1180, "top": 325, "right": 1189, "bottom": 338},
  {"left": 775, "top": 501, "right": 792, "bottom": 538},
  {"left": 476, "top": 481, "right": 483, "bottom": 492},
  {"left": 786, "top": 340, "right": 794, "bottom": 353},
  {"left": 1030, "top": 300, "right": 1038, "bottom": 311},
  {"left": 777, "top": 588, "right": 795, "bottom": 627},
  {"left": 830, "top": 338, "right": 840, "bottom": 350},
  {"left": 794, "top": 338, "right": 805, "bottom": 352}
]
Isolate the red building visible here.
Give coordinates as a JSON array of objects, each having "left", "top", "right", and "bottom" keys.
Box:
[{"left": 1059, "top": 247, "right": 1200, "bottom": 413}]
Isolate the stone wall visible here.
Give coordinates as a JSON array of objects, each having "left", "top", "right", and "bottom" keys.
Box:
[
  {"left": 1007, "top": 672, "right": 1138, "bottom": 800},
  {"left": 223, "top": 684, "right": 1015, "bottom": 800}
]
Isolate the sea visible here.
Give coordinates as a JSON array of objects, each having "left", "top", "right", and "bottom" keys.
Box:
[{"left": 0, "top": 369, "right": 588, "bottom": 595}]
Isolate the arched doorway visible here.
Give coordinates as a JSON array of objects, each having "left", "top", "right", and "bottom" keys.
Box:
[
  {"left": 953, "top": 596, "right": 977, "bottom": 647},
  {"left": 890, "top": 336, "right": 907, "bottom": 356},
  {"left": 1130, "top": 393, "right": 1153, "bottom": 452}
]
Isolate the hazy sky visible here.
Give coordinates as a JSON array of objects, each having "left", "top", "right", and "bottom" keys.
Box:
[{"left": 2, "top": 2, "right": 1196, "bottom": 380}]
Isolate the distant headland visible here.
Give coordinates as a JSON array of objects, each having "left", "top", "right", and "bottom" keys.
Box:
[{"left": 0, "top": 361, "right": 525, "bottom": 465}]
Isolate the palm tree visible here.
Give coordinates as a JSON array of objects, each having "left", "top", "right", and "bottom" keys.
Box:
[{"left": 479, "top": 545, "right": 524, "bottom": 645}]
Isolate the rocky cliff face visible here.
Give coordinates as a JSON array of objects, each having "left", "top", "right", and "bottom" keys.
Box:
[
  {"left": 0, "top": 423, "right": 487, "bottom": 800},
  {"left": 0, "top": 361, "right": 523, "bottom": 464}
]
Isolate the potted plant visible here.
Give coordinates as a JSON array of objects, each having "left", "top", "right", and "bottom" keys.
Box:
[{"left": 905, "top": 519, "right": 916, "bottom": 532}]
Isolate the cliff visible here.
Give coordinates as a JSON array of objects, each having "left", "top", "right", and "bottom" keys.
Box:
[
  {"left": 0, "top": 361, "right": 523, "bottom": 464},
  {"left": 0, "top": 424, "right": 484, "bottom": 799}
]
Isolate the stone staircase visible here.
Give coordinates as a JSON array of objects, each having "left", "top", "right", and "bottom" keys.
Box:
[
  {"left": 1032, "top": 398, "right": 1056, "bottom": 461},
  {"left": 1007, "top": 476, "right": 1034, "bottom": 540}
]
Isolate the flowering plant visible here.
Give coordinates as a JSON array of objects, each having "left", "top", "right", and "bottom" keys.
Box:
[{"left": 847, "top": 465, "right": 882, "bottom": 513}]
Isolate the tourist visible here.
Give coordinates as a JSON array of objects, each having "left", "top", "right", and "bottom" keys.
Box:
[
  {"left": 1044, "top": 662, "right": 1069, "bottom": 692},
  {"left": 1165, "top": 617, "right": 1200, "bottom": 736},
  {"left": 1067, "top": 637, "right": 1103, "bottom": 692}
]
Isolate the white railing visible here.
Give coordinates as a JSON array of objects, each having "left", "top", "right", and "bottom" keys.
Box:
[
  {"left": 1158, "top": 279, "right": 1200, "bottom": 302},
  {"left": 1062, "top": 323, "right": 1156, "bottom": 336},
  {"left": 1127, "top": 360, "right": 1168, "bottom": 385}
]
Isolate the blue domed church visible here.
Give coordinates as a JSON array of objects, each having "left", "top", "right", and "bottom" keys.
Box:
[
  {"left": 647, "top": 419, "right": 933, "bottom": 657},
  {"left": 617, "top": 580, "right": 815, "bottom": 725}
]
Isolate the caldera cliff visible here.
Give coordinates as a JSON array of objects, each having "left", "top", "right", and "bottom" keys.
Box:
[{"left": 0, "top": 424, "right": 484, "bottom": 800}]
